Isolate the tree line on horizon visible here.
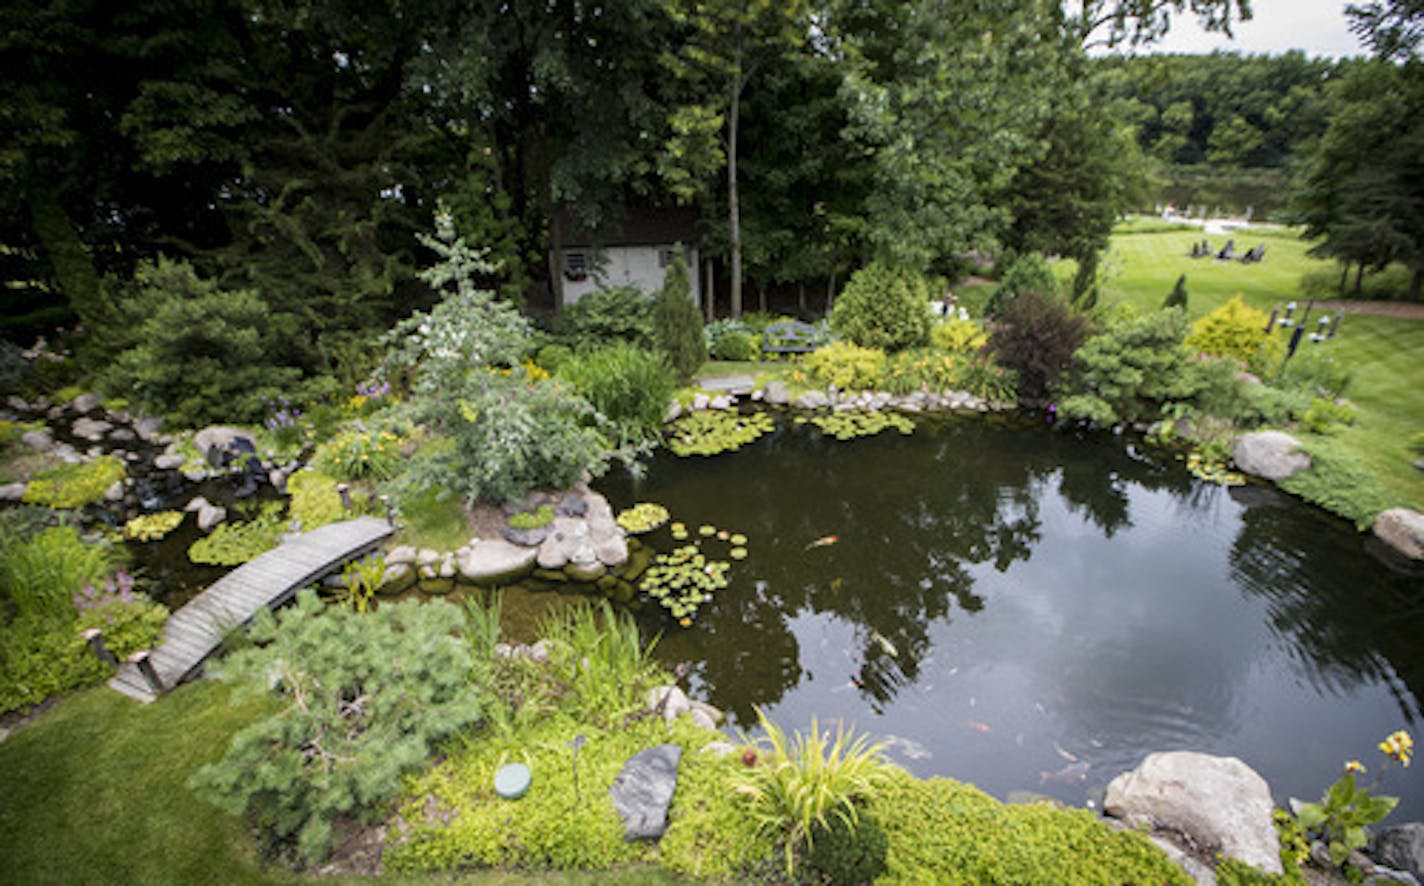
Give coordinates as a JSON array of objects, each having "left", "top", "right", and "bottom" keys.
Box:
[{"left": 1, "top": 0, "right": 1418, "bottom": 363}]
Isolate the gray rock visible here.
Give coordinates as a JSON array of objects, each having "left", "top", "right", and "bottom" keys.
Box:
[
  {"left": 104, "top": 480, "right": 124, "bottom": 502},
  {"left": 456, "top": 539, "right": 539, "bottom": 585},
  {"left": 153, "top": 453, "right": 185, "bottom": 471},
  {"left": 701, "top": 741, "right": 738, "bottom": 757},
  {"left": 689, "top": 700, "right": 724, "bottom": 725},
  {"left": 664, "top": 400, "right": 683, "bottom": 423},
  {"left": 438, "top": 554, "right": 456, "bottom": 580},
  {"left": 133, "top": 416, "right": 164, "bottom": 442},
  {"left": 378, "top": 562, "right": 416, "bottom": 595},
  {"left": 1373, "top": 509, "right": 1424, "bottom": 560},
  {"left": 193, "top": 425, "right": 257, "bottom": 466},
  {"left": 750, "top": 389, "right": 763, "bottom": 401},
  {"left": 69, "top": 392, "right": 102, "bottom": 414},
  {"left": 196, "top": 502, "right": 227, "bottom": 531},
  {"left": 385, "top": 544, "right": 418, "bottom": 566},
  {"left": 53, "top": 443, "right": 82, "bottom": 464},
  {"left": 538, "top": 517, "right": 590, "bottom": 569},
  {"left": 0, "top": 482, "right": 28, "bottom": 501},
  {"left": 647, "top": 685, "right": 692, "bottom": 721},
  {"left": 502, "top": 524, "right": 553, "bottom": 546},
  {"left": 763, "top": 381, "right": 790, "bottom": 406},
  {"left": 1149, "top": 835, "right": 1218, "bottom": 886},
  {"left": 688, "top": 708, "right": 718, "bottom": 731},
  {"left": 6, "top": 395, "right": 28, "bottom": 411},
  {"left": 73, "top": 417, "right": 113, "bottom": 441},
  {"left": 21, "top": 429, "right": 52, "bottom": 451},
  {"left": 1233, "top": 431, "right": 1311, "bottom": 481},
  {"left": 1105, "top": 751, "right": 1280, "bottom": 875},
  {"left": 592, "top": 531, "right": 629, "bottom": 567},
  {"left": 795, "top": 390, "right": 830, "bottom": 410},
  {"left": 184, "top": 495, "right": 210, "bottom": 513},
  {"left": 1415, "top": 459, "right": 1424, "bottom": 473},
  {"left": 527, "top": 639, "right": 550, "bottom": 664},
  {"left": 708, "top": 394, "right": 732, "bottom": 410},
  {"left": 609, "top": 744, "right": 682, "bottom": 841},
  {"left": 417, "top": 548, "right": 441, "bottom": 567},
  {"left": 181, "top": 468, "right": 206, "bottom": 483},
  {"left": 691, "top": 392, "right": 709, "bottom": 411},
  {"left": 1372, "top": 823, "right": 1424, "bottom": 879},
  {"left": 557, "top": 492, "right": 588, "bottom": 518},
  {"left": 108, "top": 428, "right": 136, "bottom": 443}
]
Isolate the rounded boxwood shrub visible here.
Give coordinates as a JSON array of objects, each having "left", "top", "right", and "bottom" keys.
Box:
[{"left": 830, "top": 262, "right": 934, "bottom": 353}]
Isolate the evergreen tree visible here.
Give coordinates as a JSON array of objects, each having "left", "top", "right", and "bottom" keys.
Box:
[
  {"left": 652, "top": 251, "right": 706, "bottom": 381},
  {"left": 1163, "top": 274, "right": 1189, "bottom": 310}
]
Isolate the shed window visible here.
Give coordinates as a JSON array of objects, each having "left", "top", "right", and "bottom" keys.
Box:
[
  {"left": 658, "top": 247, "right": 681, "bottom": 268},
  {"left": 563, "top": 250, "right": 588, "bottom": 281}
]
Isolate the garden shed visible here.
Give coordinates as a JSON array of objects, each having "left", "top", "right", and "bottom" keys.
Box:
[{"left": 554, "top": 207, "right": 701, "bottom": 307}]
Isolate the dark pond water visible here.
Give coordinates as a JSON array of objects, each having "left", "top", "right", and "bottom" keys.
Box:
[{"left": 598, "top": 415, "right": 1424, "bottom": 817}]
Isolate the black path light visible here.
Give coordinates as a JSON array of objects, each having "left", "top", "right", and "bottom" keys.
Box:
[{"left": 1267, "top": 299, "right": 1343, "bottom": 359}]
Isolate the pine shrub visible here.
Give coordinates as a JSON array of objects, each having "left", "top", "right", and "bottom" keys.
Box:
[
  {"left": 652, "top": 253, "right": 706, "bottom": 381},
  {"left": 830, "top": 262, "right": 933, "bottom": 353}
]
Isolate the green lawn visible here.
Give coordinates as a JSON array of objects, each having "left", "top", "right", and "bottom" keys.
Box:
[
  {"left": 1061, "top": 224, "right": 1424, "bottom": 511},
  {"left": 0, "top": 682, "right": 685, "bottom": 885}
]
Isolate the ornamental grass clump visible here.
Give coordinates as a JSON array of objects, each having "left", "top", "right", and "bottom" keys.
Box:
[{"left": 736, "top": 707, "right": 894, "bottom": 877}]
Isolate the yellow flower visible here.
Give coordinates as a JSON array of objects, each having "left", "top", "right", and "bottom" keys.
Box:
[
  {"left": 1345, "top": 760, "right": 1366, "bottom": 774},
  {"left": 1379, "top": 730, "right": 1413, "bottom": 766}
]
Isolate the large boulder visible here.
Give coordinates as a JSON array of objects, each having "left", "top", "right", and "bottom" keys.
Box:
[
  {"left": 1233, "top": 431, "right": 1311, "bottom": 482},
  {"left": 193, "top": 425, "right": 258, "bottom": 468},
  {"left": 1371, "top": 822, "right": 1424, "bottom": 879},
  {"left": 609, "top": 744, "right": 682, "bottom": 841},
  {"left": 1373, "top": 509, "right": 1424, "bottom": 560},
  {"left": 456, "top": 538, "right": 538, "bottom": 585},
  {"left": 763, "top": 380, "right": 790, "bottom": 406},
  {"left": 1105, "top": 751, "right": 1281, "bottom": 875}
]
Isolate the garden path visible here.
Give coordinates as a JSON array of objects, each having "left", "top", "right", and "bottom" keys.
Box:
[{"left": 107, "top": 515, "right": 394, "bottom": 703}]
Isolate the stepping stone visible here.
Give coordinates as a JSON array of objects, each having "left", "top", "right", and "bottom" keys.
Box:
[{"left": 610, "top": 744, "right": 682, "bottom": 841}]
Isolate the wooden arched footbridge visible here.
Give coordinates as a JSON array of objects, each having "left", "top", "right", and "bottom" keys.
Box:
[{"left": 108, "top": 515, "right": 395, "bottom": 703}]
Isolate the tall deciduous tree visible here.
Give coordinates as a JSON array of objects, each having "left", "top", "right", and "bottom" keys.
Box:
[
  {"left": 1292, "top": 61, "right": 1424, "bottom": 300},
  {"left": 1348, "top": 0, "right": 1424, "bottom": 60},
  {"left": 660, "top": 0, "right": 811, "bottom": 318}
]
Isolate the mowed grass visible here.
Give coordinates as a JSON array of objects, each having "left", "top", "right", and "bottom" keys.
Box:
[
  {"left": 0, "top": 682, "right": 289, "bottom": 886},
  {"left": 1054, "top": 224, "right": 1424, "bottom": 511},
  {"left": 0, "top": 682, "right": 686, "bottom": 886}
]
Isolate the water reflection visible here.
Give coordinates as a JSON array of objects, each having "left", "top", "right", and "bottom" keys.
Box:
[{"left": 599, "top": 414, "right": 1424, "bottom": 815}]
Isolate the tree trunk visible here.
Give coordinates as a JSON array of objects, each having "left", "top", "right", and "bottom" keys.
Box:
[
  {"left": 758, "top": 280, "right": 766, "bottom": 314},
  {"left": 826, "top": 271, "right": 836, "bottom": 317},
  {"left": 1337, "top": 263, "right": 1349, "bottom": 297},
  {"left": 548, "top": 208, "right": 565, "bottom": 311},
  {"left": 797, "top": 281, "right": 806, "bottom": 315},
  {"left": 1409, "top": 266, "right": 1423, "bottom": 302},
  {"left": 1354, "top": 260, "right": 1365, "bottom": 297},
  {"left": 704, "top": 257, "right": 715, "bottom": 323},
  {"left": 727, "top": 64, "right": 743, "bottom": 319}
]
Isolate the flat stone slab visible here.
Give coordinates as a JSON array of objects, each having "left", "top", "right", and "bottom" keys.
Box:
[
  {"left": 610, "top": 744, "right": 682, "bottom": 841},
  {"left": 695, "top": 374, "right": 756, "bottom": 394},
  {"left": 457, "top": 538, "right": 538, "bottom": 585}
]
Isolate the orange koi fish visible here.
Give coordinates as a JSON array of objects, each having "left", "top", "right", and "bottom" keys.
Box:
[
  {"left": 968, "top": 720, "right": 992, "bottom": 734},
  {"left": 805, "top": 535, "right": 840, "bottom": 551}
]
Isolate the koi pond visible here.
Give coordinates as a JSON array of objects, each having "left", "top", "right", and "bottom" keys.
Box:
[{"left": 597, "top": 415, "right": 1424, "bottom": 817}]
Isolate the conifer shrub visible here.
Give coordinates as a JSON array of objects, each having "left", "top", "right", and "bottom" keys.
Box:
[
  {"left": 190, "top": 591, "right": 482, "bottom": 865},
  {"left": 986, "top": 253, "right": 1057, "bottom": 317},
  {"left": 1057, "top": 306, "right": 1198, "bottom": 425},
  {"left": 830, "top": 262, "right": 933, "bottom": 353},
  {"left": 987, "top": 290, "right": 1091, "bottom": 403},
  {"left": 557, "top": 286, "right": 654, "bottom": 349},
  {"left": 652, "top": 252, "right": 706, "bottom": 381},
  {"left": 1186, "top": 295, "right": 1277, "bottom": 368},
  {"left": 1163, "top": 273, "right": 1189, "bottom": 310}
]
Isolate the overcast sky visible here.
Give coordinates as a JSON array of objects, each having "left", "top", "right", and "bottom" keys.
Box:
[{"left": 1137, "top": 0, "right": 1363, "bottom": 56}]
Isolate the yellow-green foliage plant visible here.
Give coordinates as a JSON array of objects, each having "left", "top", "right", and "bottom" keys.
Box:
[
  {"left": 802, "top": 341, "right": 886, "bottom": 391},
  {"left": 1186, "top": 295, "right": 1280, "bottom": 369},
  {"left": 931, "top": 317, "right": 989, "bottom": 355},
  {"left": 122, "top": 511, "right": 184, "bottom": 542},
  {"left": 286, "top": 468, "right": 347, "bottom": 531},
  {"left": 22, "top": 456, "right": 125, "bottom": 509},
  {"left": 871, "top": 772, "right": 1191, "bottom": 884},
  {"left": 666, "top": 410, "right": 774, "bottom": 457},
  {"left": 736, "top": 707, "right": 894, "bottom": 877},
  {"left": 188, "top": 502, "right": 286, "bottom": 565}
]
